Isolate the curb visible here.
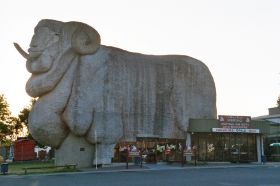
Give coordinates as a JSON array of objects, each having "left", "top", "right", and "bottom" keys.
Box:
[{"left": 2, "top": 162, "right": 280, "bottom": 177}]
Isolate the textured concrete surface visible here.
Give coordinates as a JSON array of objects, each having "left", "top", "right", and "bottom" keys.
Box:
[
  {"left": 55, "top": 133, "right": 94, "bottom": 168},
  {"left": 15, "top": 19, "right": 216, "bottom": 167}
]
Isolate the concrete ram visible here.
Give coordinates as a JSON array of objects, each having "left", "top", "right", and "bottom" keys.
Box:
[{"left": 14, "top": 19, "right": 216, "bottom": 167}]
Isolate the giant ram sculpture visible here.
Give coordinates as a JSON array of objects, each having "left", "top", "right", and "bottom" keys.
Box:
[{"left": 14, "top": 19, "right": 216, "bottom": 167}]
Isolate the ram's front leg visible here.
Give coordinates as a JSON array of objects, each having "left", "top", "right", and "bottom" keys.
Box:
[
  {"left": 62, "top": 66, "right": 96, "bottom": 136},
  {"left": 28, "top": 61, "right": 78, "bottom": 148}
]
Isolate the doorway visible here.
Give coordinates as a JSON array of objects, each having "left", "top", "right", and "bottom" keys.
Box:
[{"left": 192, "top": 133, "right": 257, "bottom": 162}]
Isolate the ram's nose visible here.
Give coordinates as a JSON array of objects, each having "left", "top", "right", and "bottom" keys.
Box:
[{"left": 14, "top": 43, "right": 30, "bottom": 60}]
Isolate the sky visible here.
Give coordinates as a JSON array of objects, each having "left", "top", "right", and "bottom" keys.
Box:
[{"left": 0, "top": 0, "right": 280, "bottom": 117}]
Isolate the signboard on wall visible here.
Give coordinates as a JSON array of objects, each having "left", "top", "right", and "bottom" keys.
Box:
[
  {"left": 212, "top": 128, "right": 260, "bottom": 133},
  {"left": 128, "top": 151, "right": 140, "bottom": 157},
  {"left": 218, "top": 115, "right": 251, "bottom": 129}
]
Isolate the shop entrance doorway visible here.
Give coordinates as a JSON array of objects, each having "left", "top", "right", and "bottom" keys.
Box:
[
  {"left": 192, "top": 133, "right": 257, "bottom": 162},
  {"left": 230, "top": 134, "right": 251, "bottom": 162}
]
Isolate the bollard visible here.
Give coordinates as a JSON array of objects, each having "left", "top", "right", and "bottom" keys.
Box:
[
  {"left": 1, "top": 163, "right": 8, "bottom": 175},
  {"left": 261, "top": 155, "right": 266, "bottom": 164}
]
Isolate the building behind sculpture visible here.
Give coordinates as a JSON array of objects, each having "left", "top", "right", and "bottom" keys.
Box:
[
  {"left": 254, "top": 107, "right": 280, "bottom": 161},
  {"left": 113, "top": 115, "right": 269, "bottom": 164}
]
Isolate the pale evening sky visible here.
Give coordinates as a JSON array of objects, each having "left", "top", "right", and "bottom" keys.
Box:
[{"left": 0, "top": 0, "right": 280, "bottom": 117}]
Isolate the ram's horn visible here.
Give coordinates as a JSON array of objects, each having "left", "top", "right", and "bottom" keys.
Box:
[
  {"left": 71, "top": 23, "right": 100, "bottom": 55},
  {"left": 14, "top": 43, "right": 30, "bottom": 59}
]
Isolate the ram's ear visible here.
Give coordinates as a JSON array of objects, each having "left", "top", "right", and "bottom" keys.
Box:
[{"left": 71, "top": 23, "right": 100, "bottom": 55}]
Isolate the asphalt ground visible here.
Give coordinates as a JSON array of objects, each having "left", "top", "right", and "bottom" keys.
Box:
[
  {"left": 77, "top": 161, "right": 280, "bottom": 174},
  {"left": 2, "top": 161, "right": 280, "bottom": 176},
  {"left": 2, "top": 161, "right": 280, "bottom": 186}
]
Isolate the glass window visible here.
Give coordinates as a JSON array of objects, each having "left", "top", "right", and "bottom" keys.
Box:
[{"left": 192, "top": 133, "right": 257, "bottom": 162}]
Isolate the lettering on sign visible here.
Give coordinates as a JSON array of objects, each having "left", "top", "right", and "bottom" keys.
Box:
[
  {"left": 183, "top": 150, "right": 193, "bottom": 156},
  {"left": 212, "top": 128, "right": 260, "bottom": 133},
  {"left": 218, "top": 115, "right": 251, "bottom": 129},
  {"left": 128, "top": 151, "right": 140, "bottom": 157}
]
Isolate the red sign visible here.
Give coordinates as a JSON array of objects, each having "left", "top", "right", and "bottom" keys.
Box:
[
  {"left": 218, "top": 115, "right": 251, "bottom": 129},
  {"left": 165, "top": 149, "right": 171, "bottom": 155}
]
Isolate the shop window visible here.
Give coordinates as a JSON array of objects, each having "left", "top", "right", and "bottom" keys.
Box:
[{"left": 192, "top": 133, "right": 257, "bottom": 162}]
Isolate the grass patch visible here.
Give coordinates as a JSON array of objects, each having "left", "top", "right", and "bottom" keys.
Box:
[{"left": 1, "top": 160, "right": 78, "bottom": 175}]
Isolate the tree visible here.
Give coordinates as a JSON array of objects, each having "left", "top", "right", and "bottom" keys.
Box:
[
  {"left": 17, "top": 99, "right": 36, "bottom": 139},
  {"left": 277, "top": 96, "right": 280, "bottom": 107},
  {"left": 17, "top": 99, "right": 45, "bottom": 147},
  {"left": 0, "top": 94, "right": 14, "bottom": 145},
  {"left": 0, "top": 96, "right": 38, "bottom": 146}
]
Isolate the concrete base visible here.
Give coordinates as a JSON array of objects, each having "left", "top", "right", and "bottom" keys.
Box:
[{"left": 55, "top": 133, "right": 94, "bottom": 168}]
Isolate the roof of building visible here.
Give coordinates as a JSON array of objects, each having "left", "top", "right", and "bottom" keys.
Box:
[
  {"left": 253, "top": 114, "right": 280, "bottom": 120},
  {"left": 252, "top": 114, "right": 280, "bottom": 125}
]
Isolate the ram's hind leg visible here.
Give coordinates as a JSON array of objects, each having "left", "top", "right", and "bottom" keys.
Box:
[
  {"left": 87, "top": 112, "right": 123, "bottom": 165},
  {"left": 93, "top": 143, "right": 116, "bottom": 166}
]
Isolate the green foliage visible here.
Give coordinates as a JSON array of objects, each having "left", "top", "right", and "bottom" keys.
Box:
[
  {"left": 5, "top": 160, "right": 78, "bottom": 175},
  {"left": 17, "top": 98, "right": 36, "bottom": 128},
  {"left": 277, "top": 96, "right": 280, "bottom": 108},
  {"left": 18, "top": 99, "right": 36, "bottom": 134},
  {"left": 18, "top": 108, "right": 29, "bottom": 127},
  {"left": 0, "top": 95, "right": 37, "bottom": 146},
  {"left": 17, "top": 99, "right": 43, "bottom": 146},
  {"left": 0, "top": 95, "right": 40, "bottom": 146},
  {"left": 0, "top": 94, "right": 14, "bottom": 145},
  {"left": 0, "top": 94, "right": 11, "bottom": 122}
]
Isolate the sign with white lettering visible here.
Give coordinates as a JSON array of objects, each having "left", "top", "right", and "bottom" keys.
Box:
[
  {"left": 128, "top": 151, "right": 140, "bottom": 157},
  {"left": 212, "top": 128, "right": 260, "bottom": 133},
  {"left": 183, "top": 149, "right": 193, "bottom": 156}
]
